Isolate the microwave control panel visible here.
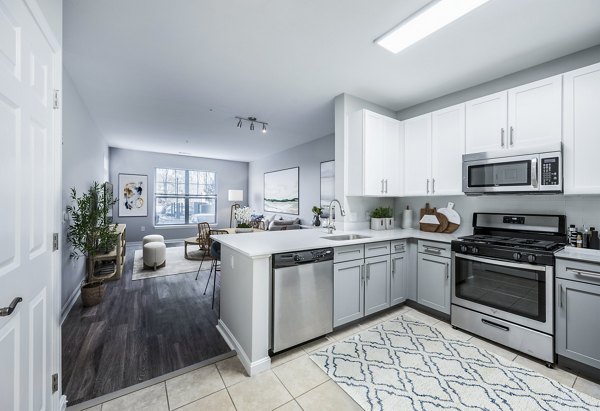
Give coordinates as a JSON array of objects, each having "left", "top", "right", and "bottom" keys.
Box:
[{"left": 541, "top": 157, "right": 560, "bottom": 186}]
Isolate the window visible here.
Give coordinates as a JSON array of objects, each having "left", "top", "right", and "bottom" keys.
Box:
[{"left": 154, "top": 168, "right": 217, "bottom": 225}]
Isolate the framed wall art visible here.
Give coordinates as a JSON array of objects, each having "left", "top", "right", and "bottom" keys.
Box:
[
  {"left": 118, "top": 173, "right": 148, "bottom": 217},
  {"left": 264, "top": 167, "right": 299, "bottom": 215}
]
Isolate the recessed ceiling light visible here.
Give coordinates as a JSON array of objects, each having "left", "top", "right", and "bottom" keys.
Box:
[{"left": 375, "top": 0, "right": 490, "bottom": 54}]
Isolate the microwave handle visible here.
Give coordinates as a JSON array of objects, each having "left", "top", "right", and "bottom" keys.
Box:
[{"left": 531, "top": 158, "right": 538, "bottom": 188}]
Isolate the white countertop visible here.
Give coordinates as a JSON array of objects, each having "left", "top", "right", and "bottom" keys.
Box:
[
  {"left": 555, "top": 246, "right": 600, "bottom": 264},
  {"left": 212, "top": 227, "right": 458, "bottom": 257}
]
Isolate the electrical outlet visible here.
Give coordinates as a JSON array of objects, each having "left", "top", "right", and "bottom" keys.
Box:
[{"left": 141, "top": 226, "right": 145, "bottom": 232}]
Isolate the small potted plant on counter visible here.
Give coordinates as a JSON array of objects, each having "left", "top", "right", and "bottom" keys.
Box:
[
  {"left": 371, "top": 207, "right": 394, "bottom": 230},
  {"left": 311, "top": 206, "right": 323, "bottom": 227},
  {"left": 234, "top": 206, "right": 254, "bottom": 232}
]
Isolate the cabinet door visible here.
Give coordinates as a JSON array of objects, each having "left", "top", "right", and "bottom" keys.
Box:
[
  {"left": 508, "top": 75, "right": 562, "bottom": 150},
  {"left": 417, "top": 254, "right": 450, "bottom": 314},
  {"left": 465, "top": 91, "right": 507, "bottom": 153},
  {"left": 390, "top": 252, "right": 407, "bottom": 306},
  {"left": 563, "top": 63, "right": 600, "bottom": 194},
  {"left": 333, "top": 260, "right": 364, "bottom": 327},
  {"left": 363, "top": 111, "right": 385, "bottom": 196},
  {"left": 364, "top": 255, "right": 390, "bottom": 316},
  {"left": 431, "top": 103, "right": 465, "bottom": 196},
  {"left": 403, "top": 114, "right": 431, "bottom": 196},
  {"left": 383, "top": 117, "right": 403, "bottom": 196},
  {"left": 556, "top": 278, "right": 600, "bottom": 369}
]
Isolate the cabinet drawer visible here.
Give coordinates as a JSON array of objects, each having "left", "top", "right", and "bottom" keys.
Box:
[
  {"left": 418, "top": 240, "right": 451, "bottom": 258},
  {"left": 364, "top": 241, "right": 391, "bottom": 258},
  {"left": 556, "top": 258, "right": 600, "bottom": 285},
  {"left": 334, "top": 244, "right": 364, "bottom": 263},
  {"left": 390, "top": 240, "right": 407, "bottom": 254}
]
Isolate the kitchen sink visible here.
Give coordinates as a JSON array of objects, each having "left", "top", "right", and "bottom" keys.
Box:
[{"left": 321, "top": 234, "right": 371, "bottom": 241}]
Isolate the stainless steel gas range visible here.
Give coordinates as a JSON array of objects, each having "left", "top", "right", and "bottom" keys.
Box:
[{"left": 451, "top": 213, "right": 567, "bottom": 365}]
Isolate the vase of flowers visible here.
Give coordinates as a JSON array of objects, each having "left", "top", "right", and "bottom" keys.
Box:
[
  {"left": 311, "top": 206, "right": 322, "bottom": 227},
  {"left": 234, "top": 206, "right": 254, "bottom": 233}
]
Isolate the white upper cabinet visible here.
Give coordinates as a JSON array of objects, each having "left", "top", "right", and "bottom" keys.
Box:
[
  {"left": 465, "top": 91, "right": 507, "bottom": 153},
  {"left": 403, "top": 105, "right": 465, "bottom": 197},
  {"left": 465, "top": 75, "right": 562, "bottom": 154},
  {"left": 403, "top": 114, "right": 431, "bottom": 196},
  {"left": 508, "top": 75, "right": 562, "bottom": 149},
  {"left": 563, "top": 62, "right": 600, "bottom": 195},
  {"left": 347, "top": 109, "right": 402, "bottom": 196},
  {"left": 431, "top": 104, "right": 465, "bottom": 196}
]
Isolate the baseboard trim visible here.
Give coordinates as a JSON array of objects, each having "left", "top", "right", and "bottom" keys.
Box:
[
  {"left": 60, "top": 284, "right": 81, "bottom": 325},
  {"left": 217, "top": 319, "right": 271, "bottom": 376}
]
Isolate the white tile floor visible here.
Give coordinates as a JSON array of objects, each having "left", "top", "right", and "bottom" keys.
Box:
[{"left": 81, "top": 306, "right": 600, "bottom": 411}]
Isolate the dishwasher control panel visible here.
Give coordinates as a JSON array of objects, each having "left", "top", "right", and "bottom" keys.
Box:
[{"left": 273, "top": 248, "right": 333, "bottom": 268}]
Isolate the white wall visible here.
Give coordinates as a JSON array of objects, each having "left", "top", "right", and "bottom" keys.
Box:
[
  {"left": 248, "top": 134, "right": 334, "bottom": 225},
  {"left": 61, "top": 70, "right": 109, "bottom": 312},
  {"left": 36, "top": 0, "right": 62, "bottom": 44},
  {"left": 109, "top": 148, "right": 249, "bottom": 242}
]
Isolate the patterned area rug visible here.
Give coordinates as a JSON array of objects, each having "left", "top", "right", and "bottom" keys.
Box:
[
  {"left": 132, "top": 246, "right": 206, "bottom": 280},
  {"left": 311, "top": 314, "right": 600, "bottom": 411}
]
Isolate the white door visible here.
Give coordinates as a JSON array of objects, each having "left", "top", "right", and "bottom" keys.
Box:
[
  {"left": 403, "top": 114, "right": 431, "bottom": 196},
  {"left": 507, "top": 75, "right": 562, "bottom": 150},
  {"left": 431, "top": 103, "right": 465, "bottom": 196},
  {"left": 465, "top": 91, "right": 507, "bottom": 153},
  {"left": 563, "top": 62, "right": 600, "bottom": 194},
  {"left": 362, "top": 111, "right": 385, "bottom": 196},
  {"left": 0, "top": 0, "right": 61, "bottom": 410},
  {"left": 382, "top": 117, "right": 402, "bottom": 196}
]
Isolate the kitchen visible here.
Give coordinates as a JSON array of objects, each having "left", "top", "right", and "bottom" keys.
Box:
[{"left": 214, "top": 58, "right": 600, "bottom": 407}]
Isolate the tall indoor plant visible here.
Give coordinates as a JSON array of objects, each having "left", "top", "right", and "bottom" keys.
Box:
[{"left": 67, "top": 181, "right": 118, "bottom": 306}]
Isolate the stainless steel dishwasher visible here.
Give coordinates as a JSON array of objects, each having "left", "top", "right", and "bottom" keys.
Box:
[{"left": 272, "top": 248, "right": 334, "bottom": 353}]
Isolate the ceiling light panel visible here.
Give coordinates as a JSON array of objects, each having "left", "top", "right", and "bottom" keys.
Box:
[{"left": 376, "top": 0, "right": 490, "bottom": 54}]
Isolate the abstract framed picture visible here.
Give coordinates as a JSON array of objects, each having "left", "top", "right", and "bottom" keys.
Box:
[
  {"left": 118, "top": 173, "right": 148, "bottom": 217},
  {"left": 320, "top": 160, "right": 335, "bottom": 214},
  {"left": 264, "top": 167, "right": 299, "bottom": 215}
]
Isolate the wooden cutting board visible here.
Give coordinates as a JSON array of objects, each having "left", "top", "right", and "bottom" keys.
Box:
[
  {"left": 420, "top": 203, "right": 440, "bottom": 232},
  {"left": 434, "top": 211, "right": 449, "bottom": 232}
]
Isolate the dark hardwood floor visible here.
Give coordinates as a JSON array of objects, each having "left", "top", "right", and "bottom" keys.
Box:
[{"left": 61, "top": 242, "right": 231, "bottom": 406}]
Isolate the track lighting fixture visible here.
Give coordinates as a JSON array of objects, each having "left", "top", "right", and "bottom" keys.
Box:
[{"left": 235, "top": 116, "right": 268, "bottom": 134}]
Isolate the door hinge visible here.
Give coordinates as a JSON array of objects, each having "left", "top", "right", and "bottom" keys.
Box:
[
  {"left": 53, "top": 233, "right": 59, "bottom": 251},
  {"left": 53, "top": 89, "right": 60, "bottom": 109},
  {"left": 51, "top": 373, "right": 58, "bottom": 393}
]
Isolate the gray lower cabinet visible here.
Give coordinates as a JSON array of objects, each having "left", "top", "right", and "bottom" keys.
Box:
[
  {"left": 364, "top": 255, "right": 390, "bottom": 316},
  {"left": 390, "top": 252, "right": 407, "bottom": 306},
  {"left": 556, "top": 277, "right": 600, "bottom": 369},
  {"left": 333, "top": 259, "right": 364, "bottom": 327},
  {"left": 417, "top": 253, "right": 450, "bottom": 314}
]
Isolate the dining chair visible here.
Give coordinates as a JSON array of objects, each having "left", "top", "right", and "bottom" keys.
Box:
[
  {"left": 197, "top": 222, "right": 211, "bottom": 252},
  {"left": 195, "top": 229, "right": 228, "bottom": 309}
]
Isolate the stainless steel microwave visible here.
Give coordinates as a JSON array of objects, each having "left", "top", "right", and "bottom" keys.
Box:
[{"left": 462, "top": 144, "right": 562, "bottom": 195}]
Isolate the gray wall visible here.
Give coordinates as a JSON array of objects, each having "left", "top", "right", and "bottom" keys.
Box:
[
  {"left": 397, "top": 45, "right": 600, "bottom": 120},
  {"left": 37, "top": 0, "right": 62, "bottom": 44},
  {"left": 109, "top": 148, "right": 248, "bottom": 242},
  {"left": 248, "top": 134, "right": 335, "bottom": 225},
  {"left": 61, "top": 70, "right": 109, "bottom": 312}
]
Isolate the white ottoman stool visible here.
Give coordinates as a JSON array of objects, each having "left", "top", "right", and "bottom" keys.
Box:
[
  {"left": 142, "top": 234, "right": 164, "bottom": 245},
  {"left": 143, "top": 242, "right": 166, "bottom": 270}
]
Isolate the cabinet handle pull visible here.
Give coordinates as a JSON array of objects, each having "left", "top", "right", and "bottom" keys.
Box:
[
  {"left": 381, "top": 179, "right": 384, "bottom": 194},
  {"left": 501, "top": 128, "right": 505, "bottom": 147},
  {"left": 366, "top": 264, "right": 370, "bottom": 281},
  {"left": 432, "top": 178, "right": 435, "bottom": 194},
  {"left": 560, "top": 284, "right": 564, "bottom": 308},
  {"left": 394, "top": 245, "right": 405, "bottom": 251},
  {"left": 361, "top": 265, "right": 365, "bottom": 281},
  {"left": 510, "top": 126, "right": 514, "bottom": 146},
  {"left": 568, "top": 268, "right": 600, "bottom": 279},
  {"left": 481, "top": 318, "right": 509, "bottom": 332},
  {"left": 368, "top": 246, "right": 388, "bottom": 251},
  {"left": 385, "top": 179, "right": 388, "bottom": 194},
  {"left": 426, "top": 179, "right": 430, "bottom": 194},
  {"left": 445, "top": 262, "right": 449, "bottom": 279},
  {"left": 424, "top": 248, "right": 442, "bottom": 255},
  {"left": 391, "top": 260, "right": 395, "bottom": 276}
]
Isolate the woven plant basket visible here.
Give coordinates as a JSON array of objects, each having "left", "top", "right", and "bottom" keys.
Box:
[{"left": 81, "top": 281, "right": 106, "bottom": 307}]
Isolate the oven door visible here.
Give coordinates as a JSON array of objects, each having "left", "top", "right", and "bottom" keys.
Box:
[
  {"left": 452, "top": 253, "right": 553, "bottom": 334},
  {"left": 462, "top": 154, "right": 539, "bottom": 194}
]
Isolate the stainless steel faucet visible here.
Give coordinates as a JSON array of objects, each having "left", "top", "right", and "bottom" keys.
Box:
[{"left": 325, "top": 199, "right": 346, "bottom": 234}]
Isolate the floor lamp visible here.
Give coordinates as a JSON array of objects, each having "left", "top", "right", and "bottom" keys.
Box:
[{"left": 228, "top": 190, "right": 243, "bottom": 228}]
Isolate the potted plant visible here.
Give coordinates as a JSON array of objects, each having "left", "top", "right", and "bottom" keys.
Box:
[
  {"left": 371, "top": 207, "right": 394, "bottom": 230},
  {"left": 234, "top": 206, "right": 254, "bottom": 232},
  {"left": 311, "top": 206, "right": 323, "bottom": 227},
  {"left": 67, "top": 182, "right": 118, "bottom": 307}
]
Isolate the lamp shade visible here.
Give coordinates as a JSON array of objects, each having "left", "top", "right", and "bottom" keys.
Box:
[{"left": 228, "top": 189, "right": 243, "bottom": 202}]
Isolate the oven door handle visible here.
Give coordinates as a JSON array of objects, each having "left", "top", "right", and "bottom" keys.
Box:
[
  {"left": 453, "top": 253, "right": 547, "bottom": 271},
  {"left": 481, "top": 318, "right": 510, "bottom": 332}
]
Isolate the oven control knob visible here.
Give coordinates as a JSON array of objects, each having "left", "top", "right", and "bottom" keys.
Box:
[
  {"left": 471, "top": 246, "right": 479, "bottom": 254},
  {"left": 460, "top": 245, "right": 468, "bottom": 254},
  {"left": 293, "top": 254, "right": 302, "bottom": 262},
  {"left": 527, "top": 254, "right": 536, "bottom": 264},
  {"left": 513, "top": 252, "right": 522, "bottom": 261}
]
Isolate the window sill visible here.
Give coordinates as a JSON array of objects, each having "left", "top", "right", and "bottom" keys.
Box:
[{"left": 153, "top": 224, "right": 217, "bottom": 230}]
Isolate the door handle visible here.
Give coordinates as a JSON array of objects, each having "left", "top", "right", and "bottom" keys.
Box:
[
  {"left": 531, "top": 158, "right": 538, "bottom": 188},
  {"left": 509, "top": 126, "right": 514, "bottom": 146},
  {"left": 426, "top": 179, "right": 430, "bottom": 194},
  {"left": 0, "top": 297, "right": 23, "bottom": 317},
  {"left": 501, "top": 128, "right": 505, "bottom": 147}
]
